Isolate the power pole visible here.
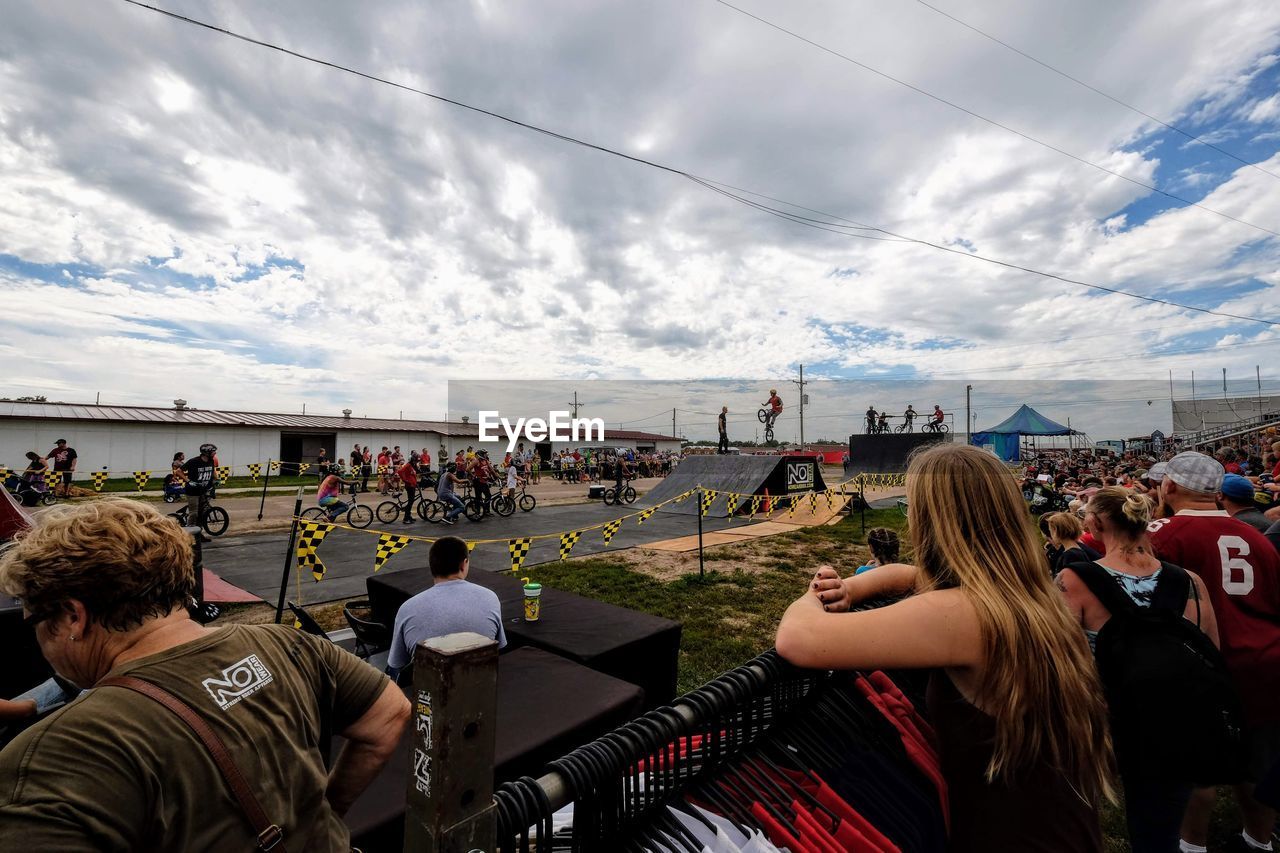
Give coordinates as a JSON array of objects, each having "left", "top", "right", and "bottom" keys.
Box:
[
  {"left": 791, "top": 364, "right": 807, "bottom": 448},
  {"left": 672, "top": 408, "right": 676, "bottom": 438},
  {"left": 965, "top": 385, "right": 972, "bottom": 444},
  {"left": 567, "top": 392, "right": 583, "bottom": 419},
  {"left": 1257, "top": 365, "right": 1264, "bottom": 420}
]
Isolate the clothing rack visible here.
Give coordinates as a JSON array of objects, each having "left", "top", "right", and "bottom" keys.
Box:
[{"left": 403, "top": 633, "right": 943, "bottom": 852}]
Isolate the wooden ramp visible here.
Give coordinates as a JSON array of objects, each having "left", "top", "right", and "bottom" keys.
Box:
[{"left": 642, "top": 493, "right": 853, "bottom": 552}]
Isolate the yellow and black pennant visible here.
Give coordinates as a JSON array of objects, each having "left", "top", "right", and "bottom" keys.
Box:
[
  {"left": 373, "top": 533, "right": 412, "bottom": 573},
  {"left": 602, "top": 518, "right": 623, "bottom": 545},
  {"left": 92, "top": 471, "right": 109, "bottom": 491},
  {"left": 269, "top": 460, "right": 281, "bottom": 473},
  {"left": 298, "top": 463, "right": 311, "bottom": 475},
  {"left": 44, "top": 470, "right": 61, "bottom": 489},
  {"left": 808, "top": 491, "right": 818, "bottom": 514},
  {"left": 749, "top": 494, "right": 762, "bottom": 518},
  {"left": 297, "top": 520, "right": 335, "bottom": 581},
  {"left": 510, "top": 538, "right": 532, "bottom": 573},
  {"left": 247, "top": 463, "right": 261, "bottom": 482},
  {"left": 698, "top": 489, "right": 717, "bottom": 517},
  {"left": 637, "top": 506, "right": 658, "bottom": 525},
  {"left": 377, "top": 464, "right": 389, "bottom": 475},
  {"left": 559, "top": 530, "right": 582, "bottom": 561},
  {"left": 725, "top": 493, "right": 739, "bottom": 516},
  {"left": 133, "top": 471, "right": 150, "bottom": 491},
  {"left": 216, "top": 466, "right": 231, "bottom": 484}
]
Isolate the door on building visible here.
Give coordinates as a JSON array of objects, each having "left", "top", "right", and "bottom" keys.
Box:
[
  {"left": 536, "top": 442, "right": 552, "bottom": 462},
  {"left": 280, "top": 432, "right": 338, "bottom": 466}
]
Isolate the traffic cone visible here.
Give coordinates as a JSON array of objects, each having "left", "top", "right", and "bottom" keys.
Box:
[{"left": 763, "top": 488, "right": 771, "bottom": 513}]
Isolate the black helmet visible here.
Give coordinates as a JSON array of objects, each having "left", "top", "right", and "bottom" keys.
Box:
[{"left": 199, "top": 443, "right": 217, "bottom": 455}]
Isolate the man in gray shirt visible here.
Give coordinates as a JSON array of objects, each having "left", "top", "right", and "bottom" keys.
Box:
[
  {"left": 387, "top": 536, "right": 506, "bottom": 681},
  {"left": 1220, "top": 474, "right": 1272, "bottom": 533}
]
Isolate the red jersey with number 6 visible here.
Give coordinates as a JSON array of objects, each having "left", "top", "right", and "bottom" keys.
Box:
[{"left": 1149, "top": 510, "right": 1280, "bottom": 725}]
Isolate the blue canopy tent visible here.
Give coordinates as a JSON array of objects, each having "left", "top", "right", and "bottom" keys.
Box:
[{"left": 971, "top": 404, "right": 1082, "bottom": 462}]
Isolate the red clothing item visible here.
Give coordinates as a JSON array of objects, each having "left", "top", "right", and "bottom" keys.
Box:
[
  {"left": 1080, "top": 531, "right": 1106, "bottom": 556},
  {"left": 376, "top": 453, "right": 390, "bottom": 467},
  {"left": 768, "top": 394, "right": 783, "bottom": 413},
  {"left": 397, "top": 463, "right": 419, "bottom": 488},
  {"left": 868, "top": 671, "right": 939, "bottom": 751},
  {"left": 765, "top": 767, "right": 901, "bottom": 852},
  {"left": 750, "top": 802, "right": 808, "bottom": 853},
  {"left": 792, "top": 803, "right": 845, "bottom": 853},
  {"left": 1150, "top": 510, "right": 1280, "bottom": 725},
  {"left": 1225, "top": 462, "right": 1243, "bottom": 474}
]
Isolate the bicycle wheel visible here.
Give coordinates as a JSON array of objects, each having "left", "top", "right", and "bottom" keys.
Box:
[
  {"left": 202, "top": 506, "right": 230, "bottom": 536},
  {"left": 519, "top": 493, "right": 536, "bottom": 512},
  {"left": 764, "top": 427, "right": 774, "bottom": 442},
  {"left": 300, "top": 507, "right": 326, "bottom": 522},
  {"left": 757, "top": 408, "right": 768, "bottom": 423},
  {"left": 603, "top": 488, "right": 616, "bottom": 505},
  {"left": 347, "top": 504, "right": 373, "bottom": 528},
  {"left": 463, "top": 498, "right": 484, "bottom": 522},
  {"left": 41, "top": 492, "right": 57, "bottom": 506},
  {"left": 492, "top": 495, "right": 515, "bottom": 517},
  {"left": 423, "top": 500, "right": 443, "bottom": 522},
  {"left": 623, "top": 486, "right": 637, "bottom": 504},
  {"left": 937, "top": 423, "right": 950, "bottom": 433},
  {"left": 377, "top": 500, "right": 402, "bottom": 524}
]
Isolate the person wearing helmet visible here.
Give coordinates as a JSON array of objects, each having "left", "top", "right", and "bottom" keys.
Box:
[
  {"left": 183, "top": 444, "right": 218, "bottom": 539},
  {"left": 932, "top": 404, "right": 945, "bottom": 426},
  {"left": 437, "top": 461, "right": 467, "bottom": 525},
  {"left": 762, "top": 388, "right": 783, "bottom": 432}
]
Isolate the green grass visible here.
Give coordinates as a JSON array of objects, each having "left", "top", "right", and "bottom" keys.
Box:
[
  {"left": 521, "top": 510, "right": 904, "bottom": 696},
  {"left": 89, "top": 474, "right": 315, "bottom": 493}
]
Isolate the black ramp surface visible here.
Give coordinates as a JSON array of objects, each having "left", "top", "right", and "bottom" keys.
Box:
[
  {"left": 846, "top": 433, "right": 949, "bottom": 474},
  {"left": 642, "top": 455, "right": 826, "bottom": 517}
]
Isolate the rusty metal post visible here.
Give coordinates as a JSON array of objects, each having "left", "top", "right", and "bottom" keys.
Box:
[{"left": 403, "top": 632, "right": 499, "bottom": 853}]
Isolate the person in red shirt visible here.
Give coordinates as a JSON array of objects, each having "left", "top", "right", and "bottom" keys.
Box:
[
  {"left": 376, "top": 447, "right": 391, "bottom": 493},
  {"left": 420, "top": 447, "right": 431, "bottom": 474},
  {"left": 397, "top": 454, "right": 420, "bottom": 524},
  {"left": 761, "top": 389, "right": 783, "bottom": 432},
  {"left": 1148, "top": 451, "right": 1280, "bottom": 852}
]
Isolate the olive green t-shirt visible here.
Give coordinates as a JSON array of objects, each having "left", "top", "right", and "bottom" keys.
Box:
[{"left": 0, "top": 623, "right": 389, "bottom": 852}]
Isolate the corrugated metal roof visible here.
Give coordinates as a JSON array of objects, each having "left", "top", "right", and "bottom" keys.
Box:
[{"left": 0, "top": 401, "right": 682, "bottom": 442}]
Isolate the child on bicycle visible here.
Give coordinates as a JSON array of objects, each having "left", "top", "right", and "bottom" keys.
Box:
[
  {"left": 931, "top": 404, "right": 945, "bottom": 429},
  {"left": 903, "top": 405, "right": 916, "bottom": 431},
  {"left": 876, "top": 411, "right": 889, "bottom": 433},
  {"left": 316, "top": 469, "right": 352, "bottom": 521}
]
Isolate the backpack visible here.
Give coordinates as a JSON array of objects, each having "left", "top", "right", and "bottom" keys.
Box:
[{"left": 1068, "top": 560, "right": 1245, "bottom": 783}]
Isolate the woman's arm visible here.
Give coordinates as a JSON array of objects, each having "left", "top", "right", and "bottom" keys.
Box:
[
  {"left": 776, "top": 585, "right": 983, "bottom": 671},
  {"left": 1185, "top": 573, "right": 1220, "bottom": 648},
  {"left": 810, "top": 562, "right": 920, "bottom": 612}
]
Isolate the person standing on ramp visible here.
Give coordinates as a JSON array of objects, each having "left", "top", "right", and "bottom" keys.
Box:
[{"left": 717, "top": 406, "right": 729, "bottom": 454}]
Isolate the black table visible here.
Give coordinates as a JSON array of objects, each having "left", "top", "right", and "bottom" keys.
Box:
[
  {"left": 342, "top": 646, "right": 644, "bottom": 849},
  {"left": 367, "top": 567, "right": 681, "bottom": 708}
]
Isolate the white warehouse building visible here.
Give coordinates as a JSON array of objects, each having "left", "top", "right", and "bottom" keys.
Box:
[{"left": 0, "top": 400, "right": 682, "bottom": 479}]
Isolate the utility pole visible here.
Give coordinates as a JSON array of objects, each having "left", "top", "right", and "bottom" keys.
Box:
[
  {"left": 791, "top": 364, "right": 807, "bottom": 448},
  {"left": 965, "top": 385, "right": 972, "bottom": 444},
  {"left": 672, "top": 408, "right": 676, "bottom": 438},
  {"left": 567, "top": 392, "right": 583, "bottom": 419},
  {"left": 1257, "top": 365, "right": 1264, "bottom": 420}
]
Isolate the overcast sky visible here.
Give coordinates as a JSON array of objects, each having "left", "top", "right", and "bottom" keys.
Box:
[{"left": 1, "top": 0, "right": 1278, "bottom": 434}]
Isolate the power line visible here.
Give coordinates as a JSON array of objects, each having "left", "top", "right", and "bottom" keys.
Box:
[
  {"left": 910, "top": 0, "right": 1280, "bottom": 183},
  {"left": 116, "top": 0, "right": 1280, "bottom": 329},
  {"left": 709, "top": 0, "right": 1280, "bottom": 240}
]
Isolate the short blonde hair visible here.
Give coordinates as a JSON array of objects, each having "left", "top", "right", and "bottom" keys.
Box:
[
  {"left": 0, "top": 498, "right": 194, "bottom": 631},
  {"left": 1046, "top": 511, "right": 1083, "bottom": 542}
]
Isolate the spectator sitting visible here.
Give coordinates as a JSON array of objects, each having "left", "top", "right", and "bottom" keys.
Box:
[
  {"left": 386, "top": 537, "right": 506, "bottom": 684},
  {"left": 1220, "top": 473, "right": 1271, "bottom": 534},
  {"left": 1045, "top": 511, "right": 1101, "bottom": 576},
  {"left": 0, "top": 499, "right": 409, "bottom": 848},
  {"left": 854, "top": 527, "right": 899, "bottom": 575}
]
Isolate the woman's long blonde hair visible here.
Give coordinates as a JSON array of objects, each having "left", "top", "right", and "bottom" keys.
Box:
[{"left": 907, "top": 443, "right": 1114, "bottom": 802}]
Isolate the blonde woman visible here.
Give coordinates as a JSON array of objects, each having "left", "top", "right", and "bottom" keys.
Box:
[
  {"left": 1045, "top": 510, "right": 1100, "bottom": 575},
  {"left": 778, "top": 443, "right": 1113, "bottom": 851}
]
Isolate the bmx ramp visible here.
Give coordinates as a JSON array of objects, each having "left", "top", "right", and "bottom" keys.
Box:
[
  {"left": 642, "top": 455, "right": 827, "bottom": 518},
  {"left": 846, "top": 433, "right": 949, "bottom": 474}
]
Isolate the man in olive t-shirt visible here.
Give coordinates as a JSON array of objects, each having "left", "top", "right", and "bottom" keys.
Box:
[{"left": 0, "top": 624, "right": 390, "bottom": 851}]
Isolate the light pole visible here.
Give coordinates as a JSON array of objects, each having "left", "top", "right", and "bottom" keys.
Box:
[{"left": 965, "top": 385, "right": 972, "bottom": 444}]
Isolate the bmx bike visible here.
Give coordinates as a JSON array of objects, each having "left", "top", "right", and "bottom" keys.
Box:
[
  {"left": 922, "top": 421, "right": 950, "bottom": 434},
  {"left": 301, "top": 487, "right": 373, "bottom": 528},
  {"left": 757, "top": 408, "right": 777, "bottom": 442}
]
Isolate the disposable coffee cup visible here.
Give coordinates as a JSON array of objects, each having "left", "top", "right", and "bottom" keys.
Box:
[{"left": 522, "top": 578, "right": 542, "bottom": 622}]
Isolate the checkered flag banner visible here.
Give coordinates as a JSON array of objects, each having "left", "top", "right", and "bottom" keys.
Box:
[
  {"left": 559, "top": 530, "right": 582, "bottom": 561},
  {"left": 637, "top": 506, "right": 658, "bottom": 525},
  {"left": 133, "top": 471, "right": 150, "bottom": 491},
  {"left": 373, "top": 533, "right": 412, "bottom": 573},
  {"left": 216, "top": 466, "right": 231, "bottom": 484},
  {"left": 698, "top": 489, "right": 717, "bottom": 517},
  {"left": 247, "top": 463, "right": 261, "bottom": 482},
  {"left": 824, "top": 488, "right": 835, "bottom": 510},
  {"left": 0, "top": 467, "right": 6, "bottom": 480},
  {"left": 377, "top": 464, "right": 388, "bottom": 475},
  {"left": 44, "top": 469, "right": 61, "bottom": 488},
  {"left": 298, "top": 463, "right": 311, "bottom": 475},
  {"left": 749, "top": 494, "right": 762, "bottom": 518},
  {"left": 296, "top": 520, "right": 334, "bottom": 582},
  {"left": 92, "top": 471, "right": 110, "bottom": 491},
  {"left": 725, "top": 493, "right": 739, "bottom": 516},
  {"left": 673, "top": 490, "right": 692, "bottom": 503},
  {"left": 466, "top": 541, "right": 477, "bottom": 552},
  {"left": 808, "top": 491, "right": 818, "bottom": 514},
  {"left": 601, "top": 518, "right": 623, "bottom": 545},
  {"left": 269, "top": 460, "right": 281, "bottom": 473},
  {"left": 509, "top": 538, "right": 532, "bottom": 573},
  {"left": 787, "top": 495, "right": 799, "bottom": 518}
]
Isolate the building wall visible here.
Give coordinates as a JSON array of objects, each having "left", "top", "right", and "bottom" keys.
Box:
[
  {"left": 0, "top": 420, "right": 279, "bottom": 480},
  {"left": 1171, "top": 395, "right": 1280, "bottom": 435}
]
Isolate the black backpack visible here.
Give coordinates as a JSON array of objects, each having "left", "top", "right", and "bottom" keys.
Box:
[{"left": 1069, "top": 560, "right": 1246, "bottom": 783}]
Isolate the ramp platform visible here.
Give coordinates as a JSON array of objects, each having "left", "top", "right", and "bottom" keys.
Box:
[
  {"left": 642, "top": 455, "right": 826, "bottom": 518},
  {"left": 846, "top": 433, "right": 948, "bottom": 474}
]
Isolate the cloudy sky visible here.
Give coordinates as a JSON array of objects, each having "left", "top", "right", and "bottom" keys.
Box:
[{"left": 2, "top": 0, "right": 1278, "bottom": 435}]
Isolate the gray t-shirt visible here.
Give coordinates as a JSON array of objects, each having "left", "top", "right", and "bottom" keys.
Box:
[
  {"left": 388, "top": 579, "right": 506, "bottom": 670},
  {"left": 1232, "top": 507, "right": 1273, "bottom": 534}
]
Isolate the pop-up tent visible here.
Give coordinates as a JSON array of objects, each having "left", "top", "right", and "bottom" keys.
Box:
[{"left": 971, "top": 404, "right": 1081, "bottom": 462}]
